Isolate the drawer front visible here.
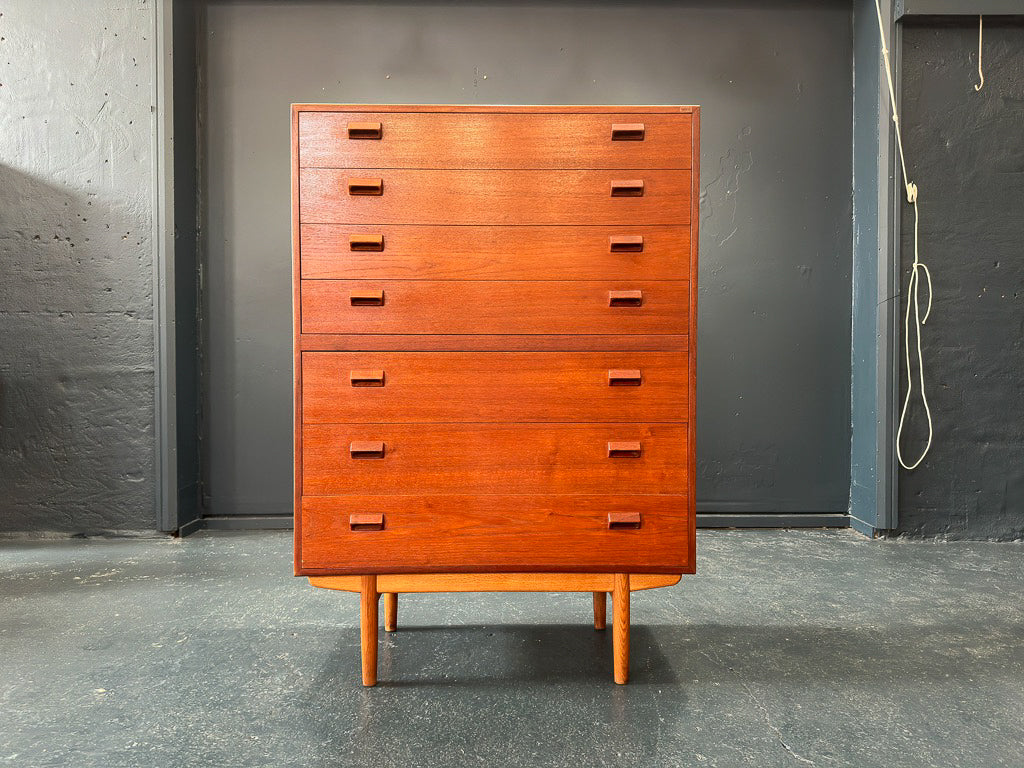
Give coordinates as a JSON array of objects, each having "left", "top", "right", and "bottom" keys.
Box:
[
  {"left": 299, "top": 495, "right": 691, "bottom": 573},
  {"left": 302, "top": 351, "right": 687, "bottom": 423},
  {"left": 301, "top": 280, "right": 689, "bottom": 335},
  {"left": 298, "top": 112, "right": 692, "bottom": 170},
  {"left": 300, "top": 224, "right": 691, "bottom": 281},
  {"left": 299, "top": 169, "right": 691, "bottom": 226},
  {"left": 303, "top": 423, "right": 688, "bottom": 496}
]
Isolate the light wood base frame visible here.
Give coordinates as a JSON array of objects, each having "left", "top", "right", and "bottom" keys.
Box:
[{"left": 309, "top": 572, "right": 680, "bottom": 686}]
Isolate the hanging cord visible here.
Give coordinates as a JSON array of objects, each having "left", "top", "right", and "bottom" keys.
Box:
[
  {"left": 874, "top": 0, "right": 934, "bottom": 470},
  {"left": 975, "top": 15, "right": 985, "bottom": 91}
]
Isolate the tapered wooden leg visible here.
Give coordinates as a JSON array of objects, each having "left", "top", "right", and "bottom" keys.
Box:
[
  {"left": 613, "top": 573, "right": 630, "bottom": 684},
  {"left": 383, "top": 592, "right": 398, "bottom": 632},
  {"left": 360, "top": 575, "right": 379, "bottom": 687},
  {"left": 593, "top": 591, "right": 607, "bottom": 630}
]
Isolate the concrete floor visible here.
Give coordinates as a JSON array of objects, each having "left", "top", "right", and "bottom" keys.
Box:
[{"left": 1, "top": 530, "right": 1022, "bottom": 768}]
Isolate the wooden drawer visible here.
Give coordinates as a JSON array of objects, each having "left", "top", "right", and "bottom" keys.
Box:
[
  {"left": 298, "top": 111, "right": 692, "bottom": 170},
  {"left": 301, "top": 351, "right": 687, "bottom": 424},
  {"left": 300, "top": 280, "right": 689, "bottom": 335},
  {"left": 299, "top": 169, "right": 691, "bottom": 226},
  {"left": 302, "top": 423, "right": 688, "bottom": 496},
  {"left": 299, "top": 224, "right": 691, "bottom": 281},
  {"left": 299, "top": 495, "right": 692, "bottom": 573}
]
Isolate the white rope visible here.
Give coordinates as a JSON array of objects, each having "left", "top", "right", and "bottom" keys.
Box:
[
  {"left": 975, "top": 15, "right": 985, "bottom": 91},
  {"left": 874, "top": 0, "right": 934, "bottom": 470}
]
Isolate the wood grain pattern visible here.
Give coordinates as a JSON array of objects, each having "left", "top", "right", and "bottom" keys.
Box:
[
  {"left": 383, "top": 593, "right": 397, "bottom": 632},
  {"left": 347, "top": 177, "right": 383, "bottom": 196},
  {"left": 299, "top": 169, "right": 691, "bottom": 226},
  {"left": 308, "top": 573, "right": 682, "bottom": 593},
  {"left": 301, "top": 351, "right": 688, "bottom": 424},
  {"left": 301, "top": 280, "right": 689, "bottom": 335},
  {"left": 348, "top": 288, "right": 384, "bottom": 306},
  {"left": 348, "top": 233, "right": 385, "bottom": 251},
  {"left": 347, "top": 121, "right": 382, "bottom": 140},
  {"left": 608, "top": 512, "right": 643, "bottom": 529},
  {"left": 607, "top": 440, "right": 643, "bottom": 458},
  {"left": 360, "top": 575, "right": 378, "bottom": 686},
  {"left": 613, "top": 573, "right": 630, "bottom": 684},
  {"left": 298, "top": 333, "right": 688, "bottom": 353},
  {"left": 298, "top": 111, "right": 692, "bottom": 169},
  {"left": 292, "top": 103, "right": 698, "bottom": 685},
  {"left": 303, "top": 423, "right": 688, "bottom": 496},
  {"left": 593, "top": 591, "right": 607, "bottom": 630},
  {"left": 299, "top": 224, "right": 691, "bottom": 281},
  {"left": 687, "top": 107, "right": 700, "bottom": 574},
  {"left": 292, "top": 98, "right": 304, "bottom": 575},
  {"left": 349, "top": 513, "right": 385, "bottom": 531},
  {"left": 299, "top": 495, "right": 692, "bottom": 573},
  {"left": 348, "top": 440, "right": 386, "bottom": 458}
]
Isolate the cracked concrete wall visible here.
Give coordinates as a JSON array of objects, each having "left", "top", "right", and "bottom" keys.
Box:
[
  {"left": 896, "top": 20, "right": 1024, "bottom": 540},
  {"left": 203, "top": 1, "right": 853, "bottom": 517},
  {"left": 0, "top": 1, "right": 158, "bottom": 533}
]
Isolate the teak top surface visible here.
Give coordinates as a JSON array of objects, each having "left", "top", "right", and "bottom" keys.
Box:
[{"left": 292, "top": 104, "right": 695, "bottom": 114}]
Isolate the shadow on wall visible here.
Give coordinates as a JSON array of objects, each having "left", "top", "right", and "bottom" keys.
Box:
[{"left": 0, "top": 164, "right": 156, "bottom": 534}]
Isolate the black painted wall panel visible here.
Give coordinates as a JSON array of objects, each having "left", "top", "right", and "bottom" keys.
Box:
[{"left": 897, "top": 20, "right": 1024, "bottom": 539}]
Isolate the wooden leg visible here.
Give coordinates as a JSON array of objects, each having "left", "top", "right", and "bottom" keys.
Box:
[
  {"left": 613, "top": 573, "right": 630, "bottom": 684},
  {"left": 360, "top": 575, "right": 379, "bottom": 687},
  {"left": 592, "top": 591, "right": 607, "bottom": 630},
  {"left": 383, "top": 592, "right": 398, "bottom": 632}
]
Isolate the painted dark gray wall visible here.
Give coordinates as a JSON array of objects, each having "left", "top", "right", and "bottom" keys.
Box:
[
  {"left": 201, "top": 0, "right": 854, "bottom": 517},
  {"left": 0, "top": 2, "right": 158, "bottom": 533},
  {"left": 896, "top": 20, "right": 1024, "bottom": 540}
]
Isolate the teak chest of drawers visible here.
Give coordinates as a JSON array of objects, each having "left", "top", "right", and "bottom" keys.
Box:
[{"left": 292, "top": 104, "right": 699, "bottom": 685}]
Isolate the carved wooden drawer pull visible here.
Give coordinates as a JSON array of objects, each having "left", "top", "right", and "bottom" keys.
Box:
[
  {"left": 350, "top": 289, "right": 384, "bottom": 306},
  {"left": 609, "top": 235, "right": 644, "bottom": 253},
  {"left": 347, "top": 121, "right": 382, "bottom": 139},
  {"left": 607, "top": 441, "right": 642, "bottom": 458},
  {"left": 607, "top": 512, "right": 642, "bottom": 530},
  {"left": 350, "top": 370, "right": 385, "bottom": 387},
  {"left": 348, "top": 177, "right": 383, "bottom": 195},
  {"left": 610, "top": 179, "right": 644, "bottom": 197},
  {"left": 350, "top": 441, "right": 386, "bottom": 459},
  {"left": 611, "top": 123, "right": 645, "bottom": 141},
  {"left": 607, "top": 369, "right": 642, "bottom": 386},
  {"left": 350, "top": 234, "right": 384, "bottom": 251},
  {"left": 349, "top": 513, "right": 385, "bottom": 531},
  {"left": 608, "top": 290, "right": 643, "bottom": 307}
]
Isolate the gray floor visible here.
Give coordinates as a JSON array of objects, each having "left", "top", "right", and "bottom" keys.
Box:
[{"left": 1, "top": 530, "right": 1022, "bottom": 768}]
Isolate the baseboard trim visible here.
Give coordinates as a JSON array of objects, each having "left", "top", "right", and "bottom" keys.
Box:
[
  {"left": 201, "top": 515, "right": 294, "bottom": 530},
  {"left": 697, "top": 513, "right": 850, "bottom": 528}
]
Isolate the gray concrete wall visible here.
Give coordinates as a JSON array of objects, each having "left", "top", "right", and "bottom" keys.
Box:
[
  {"left": 0, "top": 2, "right": 158, "bottom": 533},
  {"left": 896, "top": 20, "right": 1024, "bottom": 540},
  {"left": 202, "top": 0, "right": 855, "bottom": 518}
]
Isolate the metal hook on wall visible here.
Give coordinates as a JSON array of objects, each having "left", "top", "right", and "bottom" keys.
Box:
[{"left": 974, "top": 14, "right": 985, "bottom": 92}]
